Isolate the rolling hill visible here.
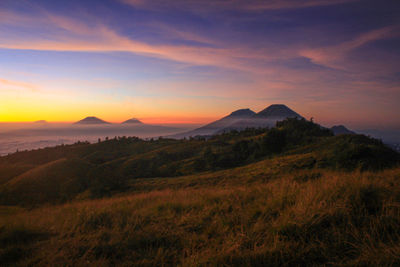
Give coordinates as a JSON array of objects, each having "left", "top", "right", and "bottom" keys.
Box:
[
  {"left": 1, "top": 117, "right": 398, "bottom": 206},
  {"left": 0, "top": 118, "right": 399, "bottom": 266}
]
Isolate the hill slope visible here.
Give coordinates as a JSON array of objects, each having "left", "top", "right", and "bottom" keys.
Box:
[
  {"left": 0, "top": 118, "right": 398, "bottom": 206},
  {"left": 1, "top": 159, "right": 399, "bottom": 266},
  {"left": 1, "top": 158, "right": 92, "bottom": 205}
]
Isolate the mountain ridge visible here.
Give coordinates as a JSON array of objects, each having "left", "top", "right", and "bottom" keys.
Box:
[
  {"left": 170, "top": 108, "right": 256, "bottom": 138},
  {"left": 171, "top": 104, "right": 304, "bottom": 138}
]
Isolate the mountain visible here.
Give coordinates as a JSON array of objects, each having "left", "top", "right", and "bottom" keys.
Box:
[
  {"left": 228, "top": 109, "right": 256, "bottom": 117},
  {"left": 170, "top": 108, "right": 256, "bottom": 138},
  {"left": 331, "top": 125, "right": 355, "bottom": 135},
  {"left": 122, "top": 118, "right": 143, "bottom": 124},
  {"left": 221, "top": 104, "right": 303, "bottom": 132},
  {"left": 74, "top": 116, "right": 110, "bottom": 125},
  {"left": 170, "top": 105, "right": 304, "bottom": 138},
  {"left": 254, "top": 104, "right": 302, "bottom": 119},
  {"left": 34, "top": 120, "right": 47, "bottom": 123}
]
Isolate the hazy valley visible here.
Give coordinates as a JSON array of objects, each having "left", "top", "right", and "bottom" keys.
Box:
[
  {"left": 0, "top": 122, "right": 197, "bottom": 156},
  {"left": 1, "top": 105, "right": 399, "bottom": 157}
]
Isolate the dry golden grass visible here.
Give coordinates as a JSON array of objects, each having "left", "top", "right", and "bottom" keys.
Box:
[{"left": 1, "top": 164, "right": 400, "bottom": 266}]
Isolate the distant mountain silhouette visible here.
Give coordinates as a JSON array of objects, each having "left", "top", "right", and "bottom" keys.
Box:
[
  {"left": 34, "top": 120, "right": 47, "bottom": 123},
  {"left": 331, "top": 125, "right": 355, "bottom": 135},
  {"left": 170, "top": 105, "right": 304, "bottom": 138},
  {"left": 170, "top": 108, "right": 255, "bottom": 138},
  {"left": 222, "top": 104, "right": 303, "bottom": 131},
  {"left": 254, "top": 104, "right": 302, "bottom": 119},
  {"left": 229, "top": 109, "right": 256, "bottom": 117},
  {"left": 122, "top": 118, "right": 143, "bottom": 124},
  {"left": 75, "top": 116, "right": 110, "bottom": 125}
]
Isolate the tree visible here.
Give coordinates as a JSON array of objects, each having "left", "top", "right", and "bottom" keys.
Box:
[{"left": 263, "top": 128, "right": 286, "bottom": 153}]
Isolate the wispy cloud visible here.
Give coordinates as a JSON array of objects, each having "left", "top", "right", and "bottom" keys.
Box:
[
  {"left": 1, "top": 7, "right": 397, "bottom": 95},
  {"left": 0, "top": 9, "right": 288, "bottom": 73},
  {"left": 1, "top": 6, "right": 398, "bottom": 81},
  {"left": 299, "top": 25, "right": 400, "bottom": 70},
  {"left": 143, "top": 22, "right": 217, "bottom": 46},
  {"left": 0, "top": 78, "right": 38, "bottom": 92},
  {"left": 240, "top": 0, "right": 357, "bottom": 10},
  {"left": 120, "top": 0, "right": 356, "bottom": 11}
]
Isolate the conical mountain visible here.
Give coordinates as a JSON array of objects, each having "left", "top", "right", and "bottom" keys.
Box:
[
  {"left": 331, "top": 125, "right": 355, "bottom": 135},
  {"left": 74, "top": 116, "right": 110, "bottom": 124},
  {"left": 228, "top": 109, "right": 256, "bottom": 117},
  {"left": 170, "top": 108, "right": 256, "bottom": 138},
  {"left": 254, "top": 104, "right": 302, "bottom": 119},
  {"left": 122, "top": 118, "right": 143, "bottom": 124},
  {"left": 170, "top": 105, "right": 304, "bottom": 139},
  {"left": 220, "top": 104, "right": 303, "bottom": 132}
]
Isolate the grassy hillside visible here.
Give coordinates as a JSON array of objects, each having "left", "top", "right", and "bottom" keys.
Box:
[
  {"left": 1, "top": 165, "right": 400, "bottom": 266},
  {"left": 1, "top": 159, "right": 92, "bottom": 205},
  {"left": 0, "top": 118, "right": 399, "bottom": 266}
]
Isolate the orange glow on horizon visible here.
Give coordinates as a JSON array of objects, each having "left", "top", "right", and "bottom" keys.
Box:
[
  {"left": 138, "top": 116, "right": 218, "bottom": 125},
  {"left": 0, "top": 115, "right": 218, "bottom": 125}
]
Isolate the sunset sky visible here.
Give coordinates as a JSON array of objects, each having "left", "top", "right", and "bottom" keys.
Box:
[{"left": 1, "top": 0, "right": 399, "bottom": 127}]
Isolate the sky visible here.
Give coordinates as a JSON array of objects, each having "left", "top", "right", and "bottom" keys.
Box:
[{"left": 0, "top": 0, "right": 399, "bottom": 128}]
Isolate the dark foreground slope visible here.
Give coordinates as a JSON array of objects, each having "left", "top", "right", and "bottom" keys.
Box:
[
  {"left": 0, "top": 118, "right": 399, "bottom": 266},
  {"left": 2, "top": 167, "right": 400, "bottom": 266}
]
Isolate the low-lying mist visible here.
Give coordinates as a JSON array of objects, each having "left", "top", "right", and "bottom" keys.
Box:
[{"left": 0, "top": 123, "right": 199, "bottom": 156}]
